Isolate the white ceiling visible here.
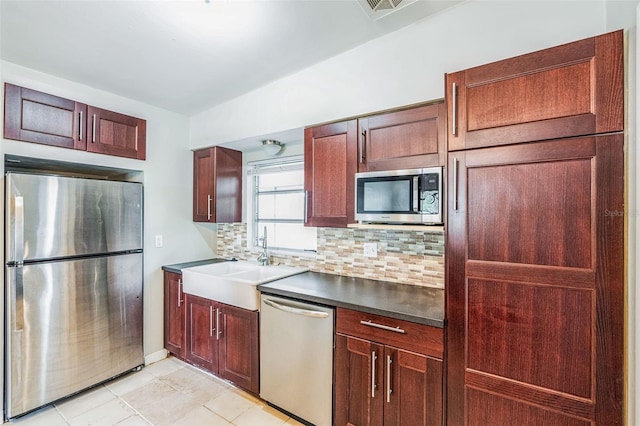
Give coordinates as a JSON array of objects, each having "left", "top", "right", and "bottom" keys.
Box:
[{"left": 1, "top": 0, "right": 463, "bottom": 116}]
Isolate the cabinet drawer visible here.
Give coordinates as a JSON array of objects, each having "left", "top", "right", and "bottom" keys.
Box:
[{"left": 336, "top": 307, "right": 443, "bottom": 359}]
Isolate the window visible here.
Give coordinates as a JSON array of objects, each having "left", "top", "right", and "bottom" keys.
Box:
[{"left": 247, "top": 156, "right": 317, "bottom": 254}]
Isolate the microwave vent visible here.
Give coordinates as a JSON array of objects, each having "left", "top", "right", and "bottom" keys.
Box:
[{"left": 358, "top": 0, "right": 417, "bottom": 19}]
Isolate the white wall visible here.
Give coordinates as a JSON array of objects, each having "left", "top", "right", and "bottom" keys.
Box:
[
  {"left": 0, "top": 61, "right": 217, "bottom": 365},
  {"left": 190, "top": 0, "right": 606, "bottom": 148}
]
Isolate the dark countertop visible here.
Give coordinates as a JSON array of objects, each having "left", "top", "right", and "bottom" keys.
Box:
[
  {"left": 258, "top": 271, "right": 444, "bottom": 328},
  {"left": 161, "top": 258, "right": 229, "bottom": 274}
]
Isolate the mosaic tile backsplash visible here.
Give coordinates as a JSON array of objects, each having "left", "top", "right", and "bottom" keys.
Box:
[{"left": 216, "top": 223, "right": 444, "bottom": 288}]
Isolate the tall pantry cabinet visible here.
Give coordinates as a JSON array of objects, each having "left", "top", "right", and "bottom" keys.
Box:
[{"left": 445, "top": 30, "right": 624, "bottom": 425}]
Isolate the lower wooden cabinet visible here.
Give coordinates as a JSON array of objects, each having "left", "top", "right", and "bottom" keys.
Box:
[
  {"left": 163, "top": 271, "right": 186, "bottom": 359},
  {"left": 334, "top": 308, "right": 443, "bottom": 426},
  {"left": 185, "top": 293, "right": 260, "bottom": 395},
  {"left": 163, "top": 271, "right": 259, "bottom": 395}
]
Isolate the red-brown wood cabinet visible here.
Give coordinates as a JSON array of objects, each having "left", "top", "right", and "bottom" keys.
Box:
[
  {"left": 184, "top": 293, "right": 259, "bottom": 395},
  {"left": 304, "top": 119, "right": 358, "bottom": 228},
  {"left": 357, "top": 101, "right": 446, "bottom": 172},
  {"left": 446, "top": 30, "right": 623, "bottom": 151},
  {"left": 193, "top": 146, "right": 243, "bottom": 223},
  {"left": 163, "top": 270, "right": 259, "bottom": 395},
  {"left": 86, "top": 106, "right": 146, "bottom": 160},
  {"left": 335, "top": 308, "right": 443, "bottom": 426},
  {"left": 163, "top": 271, "right": 186, "bottom": 359},
  {"left": 4, "top": 83, "right": 146, "bottom": 160},
  {"left": 445, "top": 30, "right": 624, "bottom": 426}
]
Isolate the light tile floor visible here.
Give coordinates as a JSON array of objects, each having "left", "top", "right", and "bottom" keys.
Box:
[{"left": 7, "top": 357, "right": 304, "bottom": 426}]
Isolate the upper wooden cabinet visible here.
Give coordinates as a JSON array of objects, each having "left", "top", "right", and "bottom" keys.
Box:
[
  {"left": 304, "top": 119, "right": 358, "bottom": 228},
  {"left": 446, "top": 30, "right": 623, "bottom": 151},
  {"left": 193, "top": 146, "right": 242, "bottom": 223},
  {"left": 87, "top": 106, "right": 146, "bottom": 160},
  {"left": 4, "top": 83, "right": 147, "bottom": 160},
  {"left": 357, "top": 102, "right": 446, "bottom": 172},
  {"left": 4, "top": 83, "right": 87, "bottom": 150}
]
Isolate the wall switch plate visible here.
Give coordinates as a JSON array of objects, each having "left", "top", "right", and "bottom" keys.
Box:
[
  {"left": 363, "top": 242, "right": 377, "bottom": 257},
  {"left": 155, "top": 235, "right": 163, "bottom": 248}
]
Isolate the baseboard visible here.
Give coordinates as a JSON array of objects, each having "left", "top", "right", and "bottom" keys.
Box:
[{"left": 145, "top": 349, "right": 168, "bottom": 366}]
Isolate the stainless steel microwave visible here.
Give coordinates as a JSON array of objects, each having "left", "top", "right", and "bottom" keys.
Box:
[{"left": 354, "top": 167, "right": 443, "bottom": 225}]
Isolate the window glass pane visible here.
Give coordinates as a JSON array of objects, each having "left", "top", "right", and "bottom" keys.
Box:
[
  {"left": 256, "top": 222, "right": 316, "bottom": 251},
  {"left": 257, "top": 193, "right": 304, "bottom": 220},
  {"left": 258, "top": 170, "right": 303, "bottom": 191}
]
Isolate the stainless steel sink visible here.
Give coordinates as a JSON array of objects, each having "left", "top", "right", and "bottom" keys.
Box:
[{"left": 181, "top": 261, "right": 308, "bottom": 310}]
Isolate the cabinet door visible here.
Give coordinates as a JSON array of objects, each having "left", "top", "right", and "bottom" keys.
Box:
[
  {"left": 446, "top": 135, "right": 624, "bottom": 425},
  {"left": 193, "top": 148, "right": 214, "bottom": 222},
  {"left": 185, "top": 294, "right": 218, "bottom": 373},
  {"left": 446, "top": 30, "right": 622, "bottom": 151},
  {"left": 358, "top": 102, "right": 445, "bottom": 172},
  {"left": 217, "top": 303, "right": 259, "bottom": 394},
  {"left": 4, "top": 83, "right": 87, "bottom": 150},
  {"left": 212, "top": 147, "right": 243, "bottom": 223},
  {"left": 382, "top": 348, "right": 442, "bottom": 426},
  {"left": 335, "top": 334, "right": 384, "bottom": 426},
  {"left": 163, "top": 272, "right": 186, "bottom": 359},
  {"left": 87, "top": 106, "right": 146, "bottom": 160},
  {"left": 193, "top": 147, "right": 243, "bottom": 223},
  {"left": 304, "top": 120, "right": 358, "bottom": 227}
]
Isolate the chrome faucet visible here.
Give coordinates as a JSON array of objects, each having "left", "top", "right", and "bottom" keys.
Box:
[{"left": 257, "top": 226, "right": 269, "bottom": 266}]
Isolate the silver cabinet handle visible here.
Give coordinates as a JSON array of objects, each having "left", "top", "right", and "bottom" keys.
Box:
[
  {"left": 453, "top": 157, "right": 459, "bottom": 211},
  {"left": 207, "top": 195, "right": 212, "bottom": 221},
  {"left": 371, "top": 351, "right": 377, "bottom": 398},
  {"left": 386, "top": 355, "right": 393, "bottom": 403},
  {"left": 91, "top": 114, "right": 97, "bottom": 143},
  {"left": 78, "top": 111, "right": 83, "bottom": 141},
  {"left": 264, "top": 299, "right": 329, "bottom": 318},
  {"left": 304, "top": 190, "right": 308, "bottom": 224},
  {"left": 209, "top": 306, "right": 214, "bottom": 337},
  {"left": 216, "top": 308, "right": 222, "bottom": 340},
  {"left": 360, "top": 130, "right": 367, "bottom": 164},
  {"left": 360, "top": 320, "right": 405, "bottom": 334},
  {"left": 177, "top": 279, "right": 182, "bottom": 307},
  {"left": 452, "top": 82, "right": 458, "bottom": 136}
]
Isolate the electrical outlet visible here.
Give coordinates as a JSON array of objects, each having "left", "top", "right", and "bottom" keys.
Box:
[
  {"left": 236, "top": 235, "right": 242, "bottom": 245},
  {"left": 363, "top": 242, "right": 377, "bottom": 257},
  {"left": 155, "top": 235, "right": 163, "bottom": 248}
]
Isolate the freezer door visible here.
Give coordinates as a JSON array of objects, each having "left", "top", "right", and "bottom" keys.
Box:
[
  {"left": 6, "top": 173, "right": 142, "bottom": 262},
  {"left": 5, "top": 253, "right": 143, "bottom": 419}
]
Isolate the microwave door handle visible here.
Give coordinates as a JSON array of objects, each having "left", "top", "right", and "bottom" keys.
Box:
[{"left": 413, "top": 176, "right": 419, "bottom": 212}]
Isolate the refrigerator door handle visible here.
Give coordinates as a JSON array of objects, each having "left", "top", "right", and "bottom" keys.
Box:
[
  {"left": 11, "top": 196, "right": 25, "bottom": 264},
  {"left": 8, "top": 267, "right": 24, "bottom": 332}
]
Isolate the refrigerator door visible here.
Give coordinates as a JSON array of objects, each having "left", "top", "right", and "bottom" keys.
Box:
[
  {"left": 6, "top": 173, "right": 142, "bottom": 263},
  {"left": 5, "top": 253, "right": 144, "bottom": 419}
]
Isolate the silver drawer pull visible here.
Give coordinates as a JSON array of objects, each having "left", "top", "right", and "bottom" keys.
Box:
[{"left": 360, "top": 320, "right": 406, "bottom": 334}]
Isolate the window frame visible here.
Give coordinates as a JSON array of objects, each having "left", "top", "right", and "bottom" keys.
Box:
[{"left": 247, "top": 155, "right": 316, "bottom": 256}]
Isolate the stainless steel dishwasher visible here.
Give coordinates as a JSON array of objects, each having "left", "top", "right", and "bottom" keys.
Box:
[{"left": 260, "top": 294, "right": 334, "bottom": 426}]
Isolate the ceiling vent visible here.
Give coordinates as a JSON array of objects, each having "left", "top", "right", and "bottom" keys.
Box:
[{"left": 358, "top": 0, "right": 418, "bottom": 20}]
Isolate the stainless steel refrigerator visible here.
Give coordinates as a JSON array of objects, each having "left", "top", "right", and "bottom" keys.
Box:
[{"left": 4, "top": 172, "right": 144, "bottom": 419}]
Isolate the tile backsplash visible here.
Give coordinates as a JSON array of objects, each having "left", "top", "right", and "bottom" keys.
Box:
[{"left": 216, "top": 223, "right": 444, "bottom": 288}]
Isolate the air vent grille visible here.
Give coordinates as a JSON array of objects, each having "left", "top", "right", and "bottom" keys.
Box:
[
  {"left": 366, "top": 0, "right": 404, "bottom": 11},
  {"left": 358, "top": 0, "right": 418, "bottom": 20}
]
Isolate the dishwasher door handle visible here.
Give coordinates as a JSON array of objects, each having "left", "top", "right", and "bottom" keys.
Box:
[{"left": 263, "top": 299, "right": 329, "bottom": 318}]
